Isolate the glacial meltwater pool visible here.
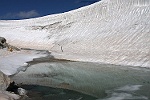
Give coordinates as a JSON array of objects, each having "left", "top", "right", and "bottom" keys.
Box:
[
  {"left": 12, "top": 61, "right": 150, "bottom": 100},
  {"left": 19, "top": 84, "right": 96, "bottom": 100}
]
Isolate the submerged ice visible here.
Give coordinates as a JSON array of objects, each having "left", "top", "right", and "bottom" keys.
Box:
[
  {"left": 12, "top": 62, "right": 150, "bottom": 99},
  {"left": 98, "top": 85, "right": 148, "bottom": 100}
]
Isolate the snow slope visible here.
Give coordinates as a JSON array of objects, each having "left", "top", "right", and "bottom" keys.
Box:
[{"left": 0, "top": 0, "right": 150, "bottom": 67}]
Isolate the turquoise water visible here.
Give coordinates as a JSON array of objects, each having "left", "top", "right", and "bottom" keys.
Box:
[
  {"left": 12, "top": 61, "right": 150, "bottom": 100},
  {"left": 20, "top": 85, "right": 97, "bottom": 100}
]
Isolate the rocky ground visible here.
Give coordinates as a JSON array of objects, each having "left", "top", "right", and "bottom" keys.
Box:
[
  {"left": 0, "top": 71, "right": 21, "bottom": 100},
  {"left": 0, "top": 37, "right": 27, "bottom": 100}
]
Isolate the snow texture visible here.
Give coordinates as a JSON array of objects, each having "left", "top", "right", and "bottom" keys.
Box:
[
  {"left": 0, "top": 0, "right": 150, "bottom": 67},
  {"left": 0, "top": 49, "right": 48, "bottom": 75}
]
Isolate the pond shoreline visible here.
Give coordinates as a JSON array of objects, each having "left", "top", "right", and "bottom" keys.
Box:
[
  {"left": 1, "top": 48, "right": 150, "bottom": 100},
  {"left": 12, "top": 60, "right": 150, "bottom": 99}
]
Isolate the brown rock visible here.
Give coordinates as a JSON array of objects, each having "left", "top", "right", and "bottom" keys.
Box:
[
  {"left": 0, "top": 71, "right": 20, "bottom": 100},
  {"left": 0, "top": 71, "right": 10, "bottom": 90}
]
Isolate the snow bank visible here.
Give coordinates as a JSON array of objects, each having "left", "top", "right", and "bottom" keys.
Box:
[
  {"left": 0, "top": 0, "right": 150, "bottom": 67},
  {"left": 0, "top": 49, "right": 48, "bottom": 75}
]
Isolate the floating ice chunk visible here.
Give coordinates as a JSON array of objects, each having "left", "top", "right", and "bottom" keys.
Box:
[
  {"left": 116, "top": 85, "right": 142, "bottom": 92},
  {"left": 99, "top": 92, "right": 148, "bottom": 100},
  {"left": 97, "top": 85, "right": 148, "bottom": 100},
  {"left": 17, "top": 88, "right": 27, "bottom": 96}
]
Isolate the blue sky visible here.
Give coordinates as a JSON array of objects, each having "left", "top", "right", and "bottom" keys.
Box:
[{"left": 0, "top": 0, "right": 100, "bottom": 20}]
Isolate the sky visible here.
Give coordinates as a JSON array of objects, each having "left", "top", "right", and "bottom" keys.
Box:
[{"left": 0, "top": 0, "right": 100, "bottom": 20}]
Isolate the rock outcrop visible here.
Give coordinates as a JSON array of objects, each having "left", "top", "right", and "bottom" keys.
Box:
[
  {"left": 0, "top": 37, "right": 20, "bottom": 52},
  {"left": 0, "top": 71, "right": 10, "bottom": 90},
  {"left": 0, "top": 71, "right": 20, "bottom": 100}
]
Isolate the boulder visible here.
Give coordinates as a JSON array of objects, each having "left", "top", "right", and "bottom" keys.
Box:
[{"left": 0, "top": 37, "right": 7, "bottom": 49}]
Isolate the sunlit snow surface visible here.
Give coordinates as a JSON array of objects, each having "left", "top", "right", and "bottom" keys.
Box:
[
  {"left": 0, "top": 0, "right": 150, "bottom": 68},
  {"left": 0, "top": 49, "right": 48, "bottom": 75}
]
